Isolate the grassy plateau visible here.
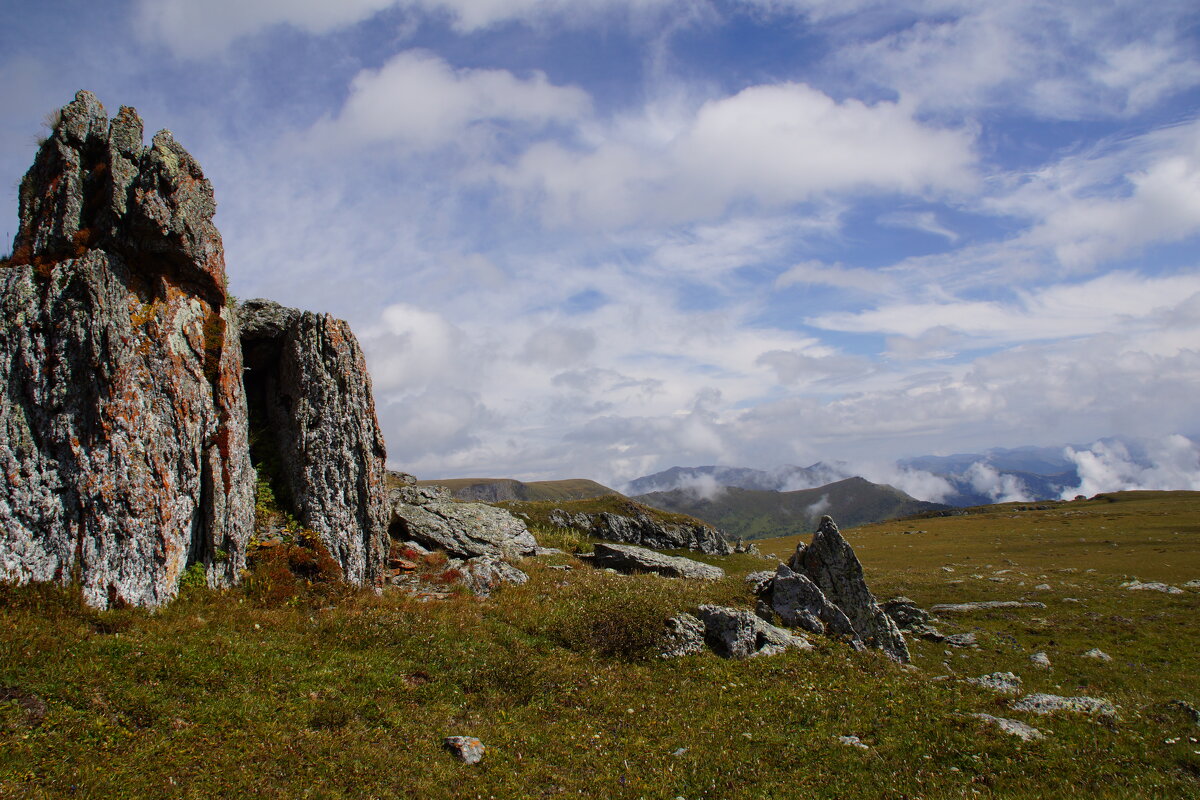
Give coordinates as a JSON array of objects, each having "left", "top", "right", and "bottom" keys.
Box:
[{"left": 1, "top": 491, "right": 1198, "bottom": 798}]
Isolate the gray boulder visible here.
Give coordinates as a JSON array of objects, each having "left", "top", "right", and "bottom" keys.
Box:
[
  {"left": 968, "top": 672, "right": 1023, "bottom": 695},
  {"left": 1120, "top": 579, "right": 1184, "bottom": 594},
  {"left": 0, "top": 92, "right": 254, "bottom": 608},
  {"left": 770, "top": 563, "right": 857, "bottom": 639},
  {"left": 790, "top": 516, "right": 909, "bottom": 662},
  {"left": 929, "top": 600, "right": 1046, "bottom": 614},
  {"left": 590, "top": 542, "right": 724, "bottom": 580},
  {"left": 548, "top": 502, "right": 731, "bottom": 555},
  {"left": 240, "top": 298, "right": 389, "bottom": 586},
  {"left": 880, "top": 596, "right": 930, "bottom": 629},
  {"left": 696, "top": 605, "right": 811, "bottom": 659},
  {"left": 390, "top": 484, "right": 538, "bottom": 560},
  {"left": 970, "top": 713, "right": 1045, "bottom": 741},
  {"left": 458, "top": 555, "right": 529, "bottom": 598}
]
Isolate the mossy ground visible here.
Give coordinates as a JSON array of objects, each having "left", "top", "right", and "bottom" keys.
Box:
[{"left": 2, "top": 492, "right": 1198, "bottom": 798}]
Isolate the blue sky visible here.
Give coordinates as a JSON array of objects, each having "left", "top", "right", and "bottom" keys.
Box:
[{"left": 2, "top": 0, "right": 1199, "bottom": 497}]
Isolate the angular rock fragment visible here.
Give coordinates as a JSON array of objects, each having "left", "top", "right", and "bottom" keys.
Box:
[
  {"left": 390, "top": 483, "right": 538, "bottom": 560},
  {"left": 1029, "top": 651, "right": 1052, "bottom": 669},
  {"left": 789, "top": 516, "right": 909, "bottom": 662},
  {"left": 590, "top": 543, "right": 724, "bottom": 580},
  {"left": 1081, "top": 648, "right": 1113, "bottom": 662},
  {"left": 239, "top": 298, "right": 389, "bottom": 585},
  {"left": 880, "top": 596, "right": 930, "bottom": 630},
  {"left": 696, "top": 604, "right": 811, "bottom": 659},
  {"left": 1012, "top": 693, "right": 1117, "bottom": 719},
  {"left": 444, "top": 736, "right": 485, "bottom": 764},
  {"left": 0, "top": 92, "right": 254, "bottom": 607}
]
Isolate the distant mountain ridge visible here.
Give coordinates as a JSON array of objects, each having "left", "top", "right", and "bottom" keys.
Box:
[
  {"left": 623, "top": 463, "right": 849, "bottom": 496},
  {"left": 634, "top": 477, "right": 947, "bottom": 541},
  {"left": 417, "top": 478, "right": 617, "bottom": 503}
]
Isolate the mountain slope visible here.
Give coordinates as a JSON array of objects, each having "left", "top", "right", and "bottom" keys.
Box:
[
  {"left": 634, "top": 477, "right": 947, "bottom": 540},
  {"left": 417, "top": 478, "right": 618, "bottom": 503},
  {"left": 624, "top": 463, "right": 848, "bottom": 495}
]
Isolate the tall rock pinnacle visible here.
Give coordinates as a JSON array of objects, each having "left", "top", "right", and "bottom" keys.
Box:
[{"left": 0, "top": 91, "right": 255, "bottom": 607}]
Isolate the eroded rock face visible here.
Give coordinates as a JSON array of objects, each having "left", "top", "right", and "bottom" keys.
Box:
[
  {"left": 770, "top": 563, "right": 857, "bottom": 639},
  {"left": 238, "top": 298, "right": 388, "bottom": 585},
  {"left": 789, "top": 515, "right": 910, "bottom": 662},
  {"left": 0, "top": 91, "right": 254, "bottom": 607},
  {"left": 696, "top": 604, "right": 812, "bottom": 659}
]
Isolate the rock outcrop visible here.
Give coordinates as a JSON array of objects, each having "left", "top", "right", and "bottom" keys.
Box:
[
  {"left": 238, "top": 298, "right": 388, "bottom": 584},
  {"left": 786, "top": 515, "right": 909, "bottom": 662},
  {"left": 696, "top": 604, "right": 812, "bottom": 659},
  {"left": 389, "top": 482, "right": 538, "bottom": 560},
  {"left": 768, "top": 563, "right": 857, "bottom": 639},
  {"left": 0, "top": 91, "right": 254, "bottom": 608},
  {"left": 549, "top": 502, "right": 731, "bottom": 555},
  {"left": 590, "top": 542, "right": 725, "bottom": 580}
]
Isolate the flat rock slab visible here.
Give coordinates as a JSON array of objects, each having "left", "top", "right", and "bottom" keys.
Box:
[
  {"left": 1012, "top": 693, "right": 1117, "bottom": 719},
  {"left": 968, "top": 672, "right": 1023, "bottom": 695},
  {"left": 970, "top": 713, "right": 1045, "bottom": 741},
  {"left": 930, "top": 601, "right": 1047, "bottom": 614},
  {"left": 1120, "top": 579, "right": 1184, "bottom": 594},
  {"left": 591, "top": 543, "right": 724, "bottom": 580}
]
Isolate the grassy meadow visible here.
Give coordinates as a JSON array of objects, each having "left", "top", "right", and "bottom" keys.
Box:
[{"left": 1, "top": 491, "right": 1198, "bottom": 798}]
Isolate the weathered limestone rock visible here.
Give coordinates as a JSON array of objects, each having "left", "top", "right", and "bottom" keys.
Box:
[
  {"left": 0, "top": 92, "right": 254, "bottom": 608},
  {"left": 1119, "top": 579, "right": 1184, "bottom": 595},
  {"left": 238, "top": 298, "right": 388, "bottom": 585},
  {"left": 458, "top": 555, "right": 529, "bottom": 598},
  {"left": 696, "top": 604, "right": 811, "bottom": 659},
  {"left": 967, "top": 672, "right": 1023, "bottom": 695},
  {"left": 389, "top": 483, "right": 538, "bottom": 560},
  {"left": 660, "top": 613, "right": 706, "bottom": 658},
  {"left": 548, "top": 503, "right": 731, "bottom": 555},
  {"left": 790, "top": 516, "right": 909, "bottom": 662},
  {"left": 1012, "top": 693, "right": 1117, "bottom": 719},
  {"left": 929, "top": 600, "right": 1046, "bottom": 614},
  {"left": 880, "top": 596, "right": 930, "bottom": 629},
  {"left": 1030, "top": 651, "right": 1052, "bottom": 669},
  {"left": 969, "top": 713, "right": 1045, "bottom": 741},
  {"left": 770, "top": 563, "right": 857, "bottom": 639},
  {"left": 444, "top": 736, "right": 485, "bottom": 764},
  {"left": 590, "top": 542, "right": 724, "bottom": 580}
]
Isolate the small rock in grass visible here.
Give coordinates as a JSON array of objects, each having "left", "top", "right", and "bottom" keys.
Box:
[
  {"left": 838, "top": 735, "right": 869, "bottom": 750},
  {"left": 1168, "top": 700, "right": 1200, "bottom": 727},
  {"left": 968, "top": 672, "right": 1023, "bottom": 695},
  {"left": 660, "top": 613, "right": 706, "bottom": 658},
  {"left": 1012, "top": 693, "right": 1117, "bottom": 719},
  {"left": 1034, "top": 583, "right": 1051, "bottom": 591},
  {"left": 1183, "top": 579, "right": 1200, "bottom": 589},
  {"left": 1081, "top": 647, "right": 1113, "bottom": 662},
  {"left": 929, "top": 601, "right": 1046, "bottom": 613},
  {"left": 943, "top": 632, "right": 977, "bottom": 648},
  {"left": 1030, "top": 652, "right": 1052, "bottom": 669},
  {"left": 444, "top": 736, "right": 485, "bottom": 764},
  {"left": 941, "top": 566, "right": 955, "bottom": 573},
  {"left": 971, "top": 713, "right": 1045, "bottom": 741}
]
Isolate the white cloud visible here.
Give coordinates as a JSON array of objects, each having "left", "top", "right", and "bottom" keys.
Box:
[
  {"left": 497, "top": 82, "right": 976, "bottom": 227},
  {"left": 964, "top": 461, "right": 1031, "bottom": 503},
  {"left": 1062, "top": 435, "right": 1200, "bottom": 497},
  {"left": 775, "top": 260, "right": 894, "bottom": 292},
  {"left": 308, "top": 50, "right": 590, "bottom": 150}
]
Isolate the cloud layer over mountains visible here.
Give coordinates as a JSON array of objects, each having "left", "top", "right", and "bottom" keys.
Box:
[{"left": 2, "top": 1, "right": 1198, "bottom": 488}]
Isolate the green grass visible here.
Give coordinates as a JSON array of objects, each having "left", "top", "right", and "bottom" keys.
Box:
[{"left": 2, "top": 491, "right": 1199, "bottom": 798}]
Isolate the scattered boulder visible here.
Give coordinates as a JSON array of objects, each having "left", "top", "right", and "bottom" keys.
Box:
[
  {"left": 1183, "top": 579, "right": 1200, "bottom": 590},
  {"left": 389, "top": 483, "right": 538, "bottom": 561},
  {"left": 0, "top": 92, "right": 255, "bottom": 608},
  {"left": 548, "top": 502, "right": 731, "bottom": 555},
  {"left": 880, "top": 596, "right": 929, "bottom": 629},
  {"left": 838, "top": 735, "right": 869, "bottom": 750},
  {"left": 1029, "top": 651, "right": 1052, "bottom": 669},
  {"left": 1081, "top": 648, "right": 1113, "bottom": 662},
  {"left": 969, "top": 713, "right": 1045, "bottom": 742},
  {"left": 590, "top": 543, "right": 724, "bottom": 580},
  {"left": 788, "top": 516, "right": 909, "bottom": 662},
  {"left": 1119, "top": 579, "right": 1184, "bottom": 595},
  {"left": 696, "top": 605, "right": 812, "bottom": 659},
  {"left": 660, "top": 613, "right": 706, "bottom": 658},
  {"left": 1168, "top": 699, "right": 1200, "bottom": 727},
  {"left": 444, "top": 736, "right": 485, "bottom": 764},
  {"left": 458, "top": 555, "right": 529, "bottom": 598},
  {"left": 1012, "top": 693, "right": 1117, "bottom": 719},
  {"left": 929, "top": 601, "right": 1047, "bottom": 614},
  {"left": 769, "top": 564, "right": 857, "bottom": 639},
  {"left": 968, "top": 672, "right": 1023, "bottom": 695},
  {"left": 943, "top": 632, "right": 978, "bottom": 648},
  {"left": 744, "top": 570, "right": 776, "bottom": 596},
  {"left": 239, "top": 298, "right": 389, "bottom": 585}
]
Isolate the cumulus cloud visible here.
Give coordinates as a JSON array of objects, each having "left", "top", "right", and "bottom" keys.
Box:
[
  {"left": 1061, "top": 436, "right": 1200, "bottom": 498},
  {"left": 963, "top": 461, "right": 1031, "bottom": 503},
  {"left": 497, "top": 82, "right": 976, "bottom": 227},
  {"left": 308, "top": 50, "right": 590, "bottom": 150},
  {"left": 774, "top": 260, "right": 893, "bottom": 292}
]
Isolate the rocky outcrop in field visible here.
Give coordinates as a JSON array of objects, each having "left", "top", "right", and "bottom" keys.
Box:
[
  {"left": 239, "top": 298, "right": 389, "bottom": 585},
  {"left": 0, "top": 91, "right": 255, "bottom": 608},
  {"left": 549, "top": 503, "right": 731, "bottom": 555}
]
